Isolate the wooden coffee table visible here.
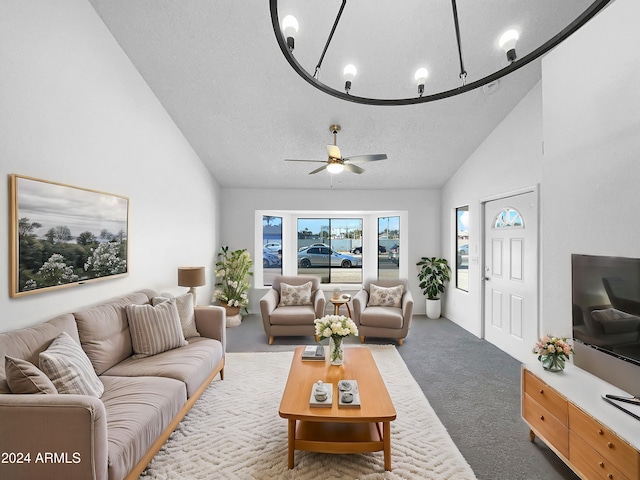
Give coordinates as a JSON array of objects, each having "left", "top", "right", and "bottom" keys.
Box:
[{"left": 279, "top": 346, "right": 396, "bottom": 470}]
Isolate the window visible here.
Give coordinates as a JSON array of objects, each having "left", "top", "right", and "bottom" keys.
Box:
[
  {"left": 256, "top": 210, "right": 407, "bottom": 287},
  {"left": 297, "top": 218, "right": 362, "bottom": 284},
  {"left": 494, "top": 207, "right": 523, "bottom": 228},
  {"left": 456, "top": 206, "right": 469, "bottom": 291},
  {"left": 378, "top": 216, "right": 399, "bottom": 280},
  {"left": 262, "top": 215, "right": 282, "bottom": 286}
]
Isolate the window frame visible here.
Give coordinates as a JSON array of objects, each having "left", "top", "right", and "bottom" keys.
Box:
[{"left": 255, "top": 210, "right": 407, "bottom": 289}]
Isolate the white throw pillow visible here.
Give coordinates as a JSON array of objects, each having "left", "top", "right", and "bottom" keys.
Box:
[
  {"left": 279, "top": 282, "right": 313, "bottom": 306},
  {"left": 152, "top": 293, "right": 200, "bottom": 338},
  {"left": 126, "top": 300, "right": 188, "bottom": 358},
  {"left": 39, "top": 332, "right": 104, "bottom": 398},
  {"left": 368, "top": 284, "right": 404, "bottom": 308}
]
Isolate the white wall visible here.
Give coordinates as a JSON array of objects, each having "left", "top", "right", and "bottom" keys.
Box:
[
  {"left": 0, "top": 0, "right": 220, "bottom": 332},
  {"left": 219, "top": 188, "right": 440, "bottom": 314},
  {"left": 541, "top": 0, "right": 640, "bottom": 390},
  {"left": 440, "top": 82, "right": 544, "bottom": 337}
]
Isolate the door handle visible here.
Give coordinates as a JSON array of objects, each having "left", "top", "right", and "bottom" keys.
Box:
[{"left": 483, "top": 277, "right": 490, "bottom": 281}]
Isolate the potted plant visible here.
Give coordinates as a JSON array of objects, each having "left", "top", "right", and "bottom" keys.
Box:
[
  {"left": 213, "top": 246, "right": 253, "bottom": 319},
  {"left": 416, "top": 257, "right": 451, "bottom": 319}
]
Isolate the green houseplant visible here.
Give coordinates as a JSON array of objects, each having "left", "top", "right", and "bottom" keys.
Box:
[
  {"left": 213, "top": 246, "right": 253, "bottom": 316},
  {"left": 416, "top": 257, "right": 451, "bottom": 319}
]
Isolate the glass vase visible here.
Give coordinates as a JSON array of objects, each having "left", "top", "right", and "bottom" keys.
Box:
[
  {"left": 329, "top": 336, "right": 344, "bottom": 366},
  {"left": 541, "top": 355, "right": 565, "bottom": 372}
]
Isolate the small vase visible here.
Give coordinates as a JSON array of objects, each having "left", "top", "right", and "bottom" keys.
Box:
[
  {"left": 541, "top": 355, "right": 565, "bottom": 372},
  {"left": 329, "top": 336, "right": 344, "bottom": 366}
]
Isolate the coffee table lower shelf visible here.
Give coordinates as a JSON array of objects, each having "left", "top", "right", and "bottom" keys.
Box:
[{"left": 287, "top": 419, "right": 391, "bottom": 470}]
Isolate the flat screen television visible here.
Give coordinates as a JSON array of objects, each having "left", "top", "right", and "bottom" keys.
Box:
[{"left": 572, "top": 254, "right": 640, "bottom": 367}]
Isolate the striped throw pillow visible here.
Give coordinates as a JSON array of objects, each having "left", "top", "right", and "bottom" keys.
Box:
[
  {"left": 39, "top": 332, "right": 104, "bottom": 398},
  {"left": 126, "top": 300, "right": 188, "bottom": 359}
]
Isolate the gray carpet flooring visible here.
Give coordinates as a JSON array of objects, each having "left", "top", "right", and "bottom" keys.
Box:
[{"left": 226, "top": 314, "right": 580, "bottom": 480}]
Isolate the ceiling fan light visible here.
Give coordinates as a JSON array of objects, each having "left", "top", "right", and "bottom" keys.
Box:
[
  {"left": 499, "top": 29, "right": 519, "bottom": 62},
  {"left": 327, "top": 163, "right": 344, "bottom": 174}
]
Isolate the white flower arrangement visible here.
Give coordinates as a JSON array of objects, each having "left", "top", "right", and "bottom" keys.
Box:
[{"left": 314, "top": 315, "right": 358, "bottom": 340}]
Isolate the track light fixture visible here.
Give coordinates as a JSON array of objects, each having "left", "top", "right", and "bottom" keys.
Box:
[{"left": 271, "top": 0, "right": 612, "bottom": 106}]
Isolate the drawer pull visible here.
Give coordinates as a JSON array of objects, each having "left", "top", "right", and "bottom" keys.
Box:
[
  {"left": 539, "top": 389, "right": 544, "bottom": 394},
  {"left": 540, "top": 415, "right": 544, "bottom": 421},
  {"left": 598, "top": 429, "right": 604, "bottom": 435},
  {"left": 607, "top": 442, "right": 613, "bottom": 448},
  {"left": 607, "top": 475, "right": 613, "bottom": 480},
  {"left": 599, "top": 462, "right": 604, "bottom": 468}
]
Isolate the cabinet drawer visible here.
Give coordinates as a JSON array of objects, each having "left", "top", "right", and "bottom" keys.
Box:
[
  {"left": 523, "top": 370, "right": 568, "bottom": 426},
  {"left": 569, "top": 403, "right": 639, "bottom": 478},
  {"left": 570, "top": 431, "right": 629, "bottom": 480},
  {"left": 523, "top": 393, "right": 569, "bottom": 458}
]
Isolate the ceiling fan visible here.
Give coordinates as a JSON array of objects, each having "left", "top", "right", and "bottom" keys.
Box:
[{"left": 285, "top": 124, "right": 387, "bottom": 175}]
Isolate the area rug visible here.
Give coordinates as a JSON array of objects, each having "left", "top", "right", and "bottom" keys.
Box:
[{"left": 139, "top": 345, "right": 477, "bottom": 479}]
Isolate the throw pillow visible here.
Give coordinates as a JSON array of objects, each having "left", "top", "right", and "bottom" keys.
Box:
[
  {"left": 5, "top": 356, "right": 57, "bottom": 394},
  {"left": 279, "top": 282, "right": 313, "bottom": 306},
  {"left": 126, "top": 300, "right": 188, "bottom": 359},
  {"left": 368, "top": 284, "right": 404, "bottom": 307},
  {"left": 152, "top": 293, "right": 200, "bottom": 338},
  {"left": 39, "top": 332, "right": 104, "bottom": 398}
]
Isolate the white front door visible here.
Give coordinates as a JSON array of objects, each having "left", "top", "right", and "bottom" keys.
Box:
[{"left": 483, "top": 190, "right": 538, "bottom": 362}]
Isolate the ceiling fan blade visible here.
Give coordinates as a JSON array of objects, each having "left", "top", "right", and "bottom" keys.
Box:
[
  {"left": 284, "top": 159, "right": 326, "bottom": 163},
  {"left": 309, "top": 164, "right": 328, "bottom": 175},
  {"left": 344, "top": 153, "right": 387, "bottom": 163},
  {"left": 327, "top": 144, "right": 341, "bottom": 159},
  {"left": 343, "top": 163, "right": 365, "bottom": 174}
]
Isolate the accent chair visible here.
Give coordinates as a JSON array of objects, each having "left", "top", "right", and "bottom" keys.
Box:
[
  {"left": 259, "top": 275, "right": 326, "bottom": 345},
  {"left": 352, "top": 279, "right": 414, "bottom": 346}
]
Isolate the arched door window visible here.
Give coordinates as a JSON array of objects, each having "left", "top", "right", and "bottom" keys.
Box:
[{"left": 493, "top": 207, "right": 524, "bottom": 229}]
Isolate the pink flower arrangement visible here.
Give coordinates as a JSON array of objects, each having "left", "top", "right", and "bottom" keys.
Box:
[{"left": 533, "top": 335, "right": 574, "bottom": 371}]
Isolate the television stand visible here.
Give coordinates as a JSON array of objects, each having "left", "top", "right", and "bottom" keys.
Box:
[{"left": 522, "top": 362, "right": 640, "bottom": 479}]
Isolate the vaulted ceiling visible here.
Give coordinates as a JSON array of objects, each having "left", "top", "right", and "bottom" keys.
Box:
[{"left": 89, "top": 0, "right": 594, "bottom": 190}]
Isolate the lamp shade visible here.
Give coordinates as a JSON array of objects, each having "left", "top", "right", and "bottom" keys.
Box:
[{"left": 178, "top": 267, "right": 206, "bottom": 287}]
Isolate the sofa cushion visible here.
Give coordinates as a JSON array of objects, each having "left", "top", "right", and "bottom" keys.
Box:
[
  {"left": 270, "top": 305, "right": 317, "bottom": 325},
  {"left": 126, "top": 301, "right": 188, "bottom": 359},
  {"left": 279, "top": 282, "right": 313, "bottom": 306},
  {"left": 39, "top": 332, "right": 104, "bottom": 398},
  {"left": 360, "top": 306, "right": 404, "bottom": 329},
  {"left": 102, "top": 336, "right": 223, "bottom": 398},
  {"left": 0, "top": 314, "right": 79, "bottom": 394},
  {"left": 152, "top": 293, "right": 200, "bottom": 338},
  {"left": 99, "top": 375, "right": 186, "bottom": 480},
  {"left": 4, "top": 356, "right": 57, "bottom": 394},
  {"left": 368, "top": 284, "right": 403, "bottom": 307},
  {"left": 74, "top": 292, "right": 151, "bottom": 375}
]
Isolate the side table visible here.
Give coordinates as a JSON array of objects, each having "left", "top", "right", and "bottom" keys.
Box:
[{"left": 330, "top": 295, "right": 352, "bottom": 318}]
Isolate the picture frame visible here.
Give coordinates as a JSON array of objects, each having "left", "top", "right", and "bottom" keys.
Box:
[{"left": 9, "top": 174, "right": 129, "bottom": 297}]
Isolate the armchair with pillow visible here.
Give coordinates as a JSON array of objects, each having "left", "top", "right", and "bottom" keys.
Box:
[
  {"left": 353, "top": 279, "right": 414, "bottom": 346},
  {"left": 259, "top": 275, "right": 326, "bottom": 345}
]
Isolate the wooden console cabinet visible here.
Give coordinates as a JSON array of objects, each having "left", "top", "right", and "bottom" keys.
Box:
[{"left": 522, "top": 363, "right": 640, "bottom": 480}]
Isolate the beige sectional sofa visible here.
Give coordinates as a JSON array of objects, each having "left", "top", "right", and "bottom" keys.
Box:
[{"left": 0, "top": 289, "right": 225, "bottom": 480}]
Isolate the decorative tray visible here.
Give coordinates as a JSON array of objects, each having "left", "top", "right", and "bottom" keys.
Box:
[
  {"left": 337, "top": 380, "right": 361, "bottom": 408},
  {"left": 309, "top": 382, "right": 333, "bottom": 407}
]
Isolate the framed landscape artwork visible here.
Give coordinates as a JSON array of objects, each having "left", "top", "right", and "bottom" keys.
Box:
[{"left": 9, "top": 174, "right": 129, "bottom": 297}]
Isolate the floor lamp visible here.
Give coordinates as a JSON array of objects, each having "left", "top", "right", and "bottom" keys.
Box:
[{"left": 178, "top": 266, "right": 206, "bottom": 306}]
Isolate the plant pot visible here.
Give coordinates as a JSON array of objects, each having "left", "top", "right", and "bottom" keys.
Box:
[
  {"left": 426, "top": 298, "right": 441, "bottom": 319},
  {"left": 223, "top": 305, "right": 241, "bottom": 317}
]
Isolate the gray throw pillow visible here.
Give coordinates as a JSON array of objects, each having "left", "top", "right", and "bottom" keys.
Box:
[{"left": 5, "top": 355, "right": 57, "bottom": 394}]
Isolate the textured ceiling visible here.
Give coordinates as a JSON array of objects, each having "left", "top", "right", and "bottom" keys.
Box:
[{"left": 88, "top": 0, "right": 593, "bottom": 190}]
